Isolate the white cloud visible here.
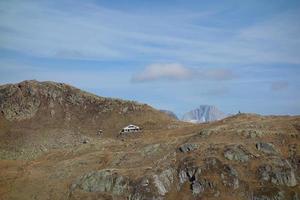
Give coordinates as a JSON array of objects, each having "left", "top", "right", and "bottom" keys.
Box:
[
  {"left": 132, "top": 63, "right": 236, "bottom": 82},
  {"left": 132, "top": 63, "right": 194, "bottom": 82}
]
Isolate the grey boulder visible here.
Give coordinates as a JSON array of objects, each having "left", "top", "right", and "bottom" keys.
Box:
[{"left": 179, "top": 143, "right": 199, "bottom": 153}]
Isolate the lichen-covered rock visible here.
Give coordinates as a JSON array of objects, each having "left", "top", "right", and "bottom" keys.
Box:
[
  {"left": 258, "top": 159, "right": 297, "bottom": 187},
  {"left": 179, "top": 143, "right": 199, "bottom": 153},
  {"left": 178, "top": 157, "right": 199, "bottom": 184},
  {"left": 153, "top": 168, "right": 175, "bottom": 196},
  {"left": 0, "top": 81, "right": 41, "bottom": 121},
  {"left": 224, "top": 145, "right": 250, "bottom": 162},
  {"left": 221, "top": 165, "right": 239, "bottom": 189},
  {"left": 223, "top": 165, "right": 238, "bottom": 177},
  {"left": 191, "top": 179, "right": 216, "bottom": 196},
  {"left": 191, "top": 181, "right": 204, "bottom": 195},
  {"left": 129, "top": 177, "right": 156, "bottom": 200},
  {"left": 256, "top": 142, "right": 278, "bottom": 154},
  {"left": 71, "top": 170, "right": 130, "bottom": 196}
]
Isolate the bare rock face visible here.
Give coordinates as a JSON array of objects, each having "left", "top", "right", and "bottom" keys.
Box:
[
  {"left": 191, "top": 181, "right": 204, "bottom": 195},
  {"left": 258, "top": 158, "right": 297, "bottom": 187},
  {"left": 152, "top": 168, "right": 175, "bottom": 196},
  {"left": 224, "top": 145, "right": 250, "bottom": 162},
  {"left": 256, "top": 142, "right": 278, "bottom": 155},
  {"left": 0, "top": 81, "right": 41, "bottom": 121},
  {"left": 179, "top": 143, "right": 199, "bottom": 153},
  {"left": 71, "top": 170, "right": 130, "bottom": 196}
]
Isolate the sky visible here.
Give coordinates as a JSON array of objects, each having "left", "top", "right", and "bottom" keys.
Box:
[{"left": 0, "top": 0, "right": 300, "bottom": 116}]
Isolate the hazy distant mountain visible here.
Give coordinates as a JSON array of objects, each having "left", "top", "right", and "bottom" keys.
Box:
[
  {"left": 182, "top": 105, "right": 227, "bottom": 123},
  {"left": 159, "top": 109, "right": 178, "bottom": 120}
]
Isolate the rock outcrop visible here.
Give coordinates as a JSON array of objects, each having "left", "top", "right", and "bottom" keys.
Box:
[
  {"left": 258, "top": 158, "right": 297, "bottom": 187},
  {"left": 179, "top": 143, "right": 199, "bottom": 153},
  {"left": 224, "top": 145, "right": 250, "bottom": 162},
  {"left": 71, "top": 170, "right": 130, "bottom": 195},
  {"left": 153, "top": 168, "right": 175, "bottom": 196},
  {"left": 256, "top": 142, "right": 278, "bottom": 154},
  {"left": 0, "top": 81, "right": 41, "bottom": 121}
]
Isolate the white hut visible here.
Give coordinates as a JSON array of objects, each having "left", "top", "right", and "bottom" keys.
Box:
[{"left": 120, "top": 124, "right": 141, "bottom": 134}]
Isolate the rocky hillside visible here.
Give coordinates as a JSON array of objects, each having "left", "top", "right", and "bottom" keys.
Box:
[
  {"left": 0, "top": 80, "right": 175, "bottom": 159},
  {"left": 182, "top": 105, "right": 227, "bottom": 123},
  {"left": 0, "top": 81, "right": 299, "bottom": 200}
]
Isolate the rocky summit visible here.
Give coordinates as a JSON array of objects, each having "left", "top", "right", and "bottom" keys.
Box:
[
  {"left": 0, "top": 81, "right": 299, "bottom": 200},
  {"left": 182, "top": 105, "right": 227, "bottom": 123}
]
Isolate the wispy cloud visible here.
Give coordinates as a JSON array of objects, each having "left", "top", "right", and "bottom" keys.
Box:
[
  {"left": 0, "top": 1, "right": 299, "bottom": 64},
  {"left": 132, "top": 63, "right": 236, "bottom": 82}
]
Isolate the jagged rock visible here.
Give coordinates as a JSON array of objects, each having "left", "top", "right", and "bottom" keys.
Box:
[
  {"left": 258, "top": 160, "right": 297, "bottom": 187},
  {"left": 0, "top": 81, "right": 41, "bottom": 121},
  {"left": 224, "top": 145, "right": 250, "bottom": 162},
  {"left": 271, "top": 169, "right": 297, "bottom": 187},
  {"left": 191, "top": 179, "right": 216, "bottom": 196},
  {"left": 129, "top": 177, "right": 157, "bottom": 200},
  {"left": 153, "top": 168, "right": 175, "bottom": 196},
  {"left": 191, "top": 181, "right": 204, "bottom": 195},
  {"left": 256, "top": 142, "right": 278, "bottom": 154},
  {"left": 221, "top": 165, "right": 239, "bottom": 189},
  {"left": 223, "top": 165, "right": 238, "bottom": 177},
  {"left": 178, "top": 157, "right": 199, "bottom": 184},
  {"left": 179, "top": 143, "right": 199, "bottom": 153},
  {"left": 178, "top": 170, "right": 188, "bottom": 185},
  {"left": 71, "top": 170, "right": 130, "bottom": 195},
  {"left": 259, "top": 165, "right": 272, "bottom": 181}
]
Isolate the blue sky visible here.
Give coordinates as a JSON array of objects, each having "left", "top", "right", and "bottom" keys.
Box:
[{"left": 0, "top": 0, "right": 300, "bottom": 116}]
